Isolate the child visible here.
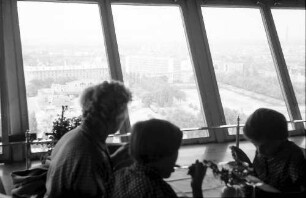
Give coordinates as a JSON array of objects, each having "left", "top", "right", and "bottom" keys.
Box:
[
  {"left": 112, "top": 119, "right": 207, "bottom": 198},
  {"left": 242, "top": 108, "right": 306, "bottom": 196}
]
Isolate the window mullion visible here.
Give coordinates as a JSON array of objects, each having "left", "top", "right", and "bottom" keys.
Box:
[
  {"left": 0, "top": 0, "right": 10, "bottom": 161},
  {"left": 259, "top": 3, "right": 304, "bottom": 134},
  {"left": 2, "top": 0, "right": 29, "bottom": 138},
  {"left": 180, "top": 0, "right": 228, "bottom": 142},
  {"left": 98, "top": 0, "right": 131, "bottom": 134},
  {"left": 1, "top": 0, "right": 29, "bottom": 161}
]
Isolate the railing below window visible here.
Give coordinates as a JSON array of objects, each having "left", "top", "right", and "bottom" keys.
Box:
[{"left": 0, "top": 119, "right": 304, "bottom": 169}]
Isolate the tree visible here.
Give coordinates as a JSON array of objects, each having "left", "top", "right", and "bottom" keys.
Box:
[
  {"left": 165, "top": 108, "right": 205, "bottom": 128},
  {"left": 26, "top": 77, "right": 77, "bottom": 97},
  {"left": 142, "top": 93, "right": 154, "bottom": 107},
  {"left": 29, "top": 112, "right": 38, "bottom": 133},
  {"left": 223, "top": 107, "right": 247, "bottom": 124},
  {"left": 138, "top": 76, "right": 186, "bottom": 107},
  {"left": 26, "top": 78, "right": 54, "bottom": 97}
]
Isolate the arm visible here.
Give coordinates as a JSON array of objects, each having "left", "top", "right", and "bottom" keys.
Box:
[
  {"left": 111, "top": 143, "right": 132, "bottom": 169},
  {"left": 230, "top": 146, "right": 252, "bottom": 166},
  {"left": 245, "top": 175, "right": 280, "bottom": 193},
  {"left": 250, "top": 178, "right": 306, "bottom": 198},
  {"left": 255, "top": 187, "right": 306, "bottom": 198},
  {"left": 188, "top": 160, "right": 207, "bottom": 198},
  {"left": 289, "top": 153, "right": 306, "bottom": 191}
]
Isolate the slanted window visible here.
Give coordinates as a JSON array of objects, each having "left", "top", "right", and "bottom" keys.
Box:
[
  {"left": 112, "top": 5, "right": 208, "bottom": 138},
  {"left": 18, "top": 2, "right": 109, "bottom": 144},
  {"left": 201, "top": 7, "right": 291, "bottom": 134},
  {"left": 272, "top": 9, "right": 305, "bottom": 121}
]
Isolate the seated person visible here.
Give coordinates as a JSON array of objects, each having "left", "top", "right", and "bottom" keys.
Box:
[
  {"left": 242, "top": 108, "right": 306, "bottom": 196},
  {"left": 112, "top": 119, "right": 207, "bottom": 198},
  {"left": 0, "top": 177, "right": 5, "bottom": 195},
  {"left": 45, "top": 81, "right": 132, "bottom": 198}
]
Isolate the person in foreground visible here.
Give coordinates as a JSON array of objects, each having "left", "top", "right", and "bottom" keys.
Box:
[
  {"left": 45, "top": 81, "right": 132, "bottom": 198},
  {"left": 241, "top": 108, "right": 306, "bottom": 197},
  {"left": 112, "top": 119, "right": 207, "bottom": 198}
]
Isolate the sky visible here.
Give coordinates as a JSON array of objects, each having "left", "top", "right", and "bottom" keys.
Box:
[{"left": 17, "top": 1, "right": 305, "bottom": 46}]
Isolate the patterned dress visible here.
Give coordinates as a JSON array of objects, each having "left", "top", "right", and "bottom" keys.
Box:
[
  {"left": 253, "top": 140, "right": 306, "bottom": 192},
  {"left": 112, "top": 163, "right": 178, "bottom": 198}
]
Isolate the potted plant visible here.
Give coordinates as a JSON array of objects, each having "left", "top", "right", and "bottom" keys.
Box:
[
  {"left": 203, "top": 146, "right": 254, "bottom": 198},
  {"left": 50, "top": 105, "right": 81, "bottom": 142},
  {"left": 42, "top": 106, "right": 81, "bottom": 164}
]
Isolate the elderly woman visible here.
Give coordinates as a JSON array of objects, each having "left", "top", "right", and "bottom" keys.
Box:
[
  {"left": 45, "top": 81, "right": 132, "bottom": 198},
  {"left": 112, "top": 119, "right": 207, "bottom": 198}
]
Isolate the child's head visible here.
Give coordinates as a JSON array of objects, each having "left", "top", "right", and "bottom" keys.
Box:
[
  {"left": 243, "top": 108, "right": 288, "bottom": 155},
  {"left": 130, "top": 119, "right": 183, "bottom": 178}
]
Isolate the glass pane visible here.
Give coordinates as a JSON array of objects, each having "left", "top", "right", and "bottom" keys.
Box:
[
  {"left": 112, "top": 5, "right": 208, "bottom": 138},
  {"left": 202, "top": 8, "right": 291, "bottom": 133},
  {"left": 272, "top": 9, "right": 305, "bottom": 121},
  {"left": 18, "top": 2, "right": 109, "bottom": 143}
]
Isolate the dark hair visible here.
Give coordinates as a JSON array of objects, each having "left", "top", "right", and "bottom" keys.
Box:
[
  {"left": 243, "top": 108, "right": 288, "bottom": 142},
  {"left": 130, "top": 119, "right": 183, "bottom": 164},
  {"left": 80, "top": 81, "right": 132, "bottom": 126}
]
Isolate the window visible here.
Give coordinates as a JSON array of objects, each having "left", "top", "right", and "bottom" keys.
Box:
[
  {"left": 18, "top": 2, "right": 109, "bottom": 143},
  {"left": 272, "top": 9, "right": 305, "bottom": 121},
  {"left": 0, "top": 1, "right": 303, "bottom": 155},
  {"left": 202, "top": 7, "right": 291, "bottom": 134},
  {"left": 112, "top": 5, "right": 208, "bottom": 138}
]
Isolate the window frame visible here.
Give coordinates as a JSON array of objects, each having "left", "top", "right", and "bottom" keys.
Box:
[
  {"left": 1, "top": 0, "right": 29, "bottom": 162},
  {"left": 0, "top": 0, "right": 304, "bottom": 161},
  {"left": 270, "top": 7, "right": 306, "bottom": 127},
  {"left": 259, "top": 3, "right": 304, "bottom": 135},
  {"left": 0, "top": 0, "right": 9, "bottom": 160},
  {"left": 200, "top": 3, "right": 304, "bottom": 141}
]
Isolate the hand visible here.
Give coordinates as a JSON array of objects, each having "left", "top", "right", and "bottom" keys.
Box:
[
  {"left": 245, "top": 175, "right": 263, "bottom": 186},
  {"left": 230, "top": 146, "right": 252, "bottom": 166},
  {"left": 111, "top": 143, "right": 130, "bottom": 167},
  {"left": 245, "top": 175, "right": 280, "bottom": 193},
  {"left": 188, "top": 160, "right": 207, "bottom": 189}
]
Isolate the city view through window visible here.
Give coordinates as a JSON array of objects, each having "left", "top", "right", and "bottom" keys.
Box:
[
  {"left": 112, "top": 5, "right": 208, "bottom": 139},
  {"left": 272, "top": 9, "right": 305, "bottom": 121},
  {"left": 202, "top": 7, "right": 298, "bottom": 133},
  {"left": 16, "top": 2, "right": 305, "bottom": 148},
  {"left": 18, "top": 2, "right": 110, "bottom": 147}
]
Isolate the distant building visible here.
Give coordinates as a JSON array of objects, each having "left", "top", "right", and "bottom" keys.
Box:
[
  {"left": 288, "top": 65, "right": 305, "bottom": 82},
  {"left": 125, "top": 56, "right": 174, "bottom": 82},
  {"left": 24, "top": 65, "right": 109, "bottom": 81},
  {"left": 51, "top": 79, "right": 100, "bottom": 95},
  {"left": 217, "top": 62, "right": 244, "bottom": 74},
  {"left": 174, "top": 59, "right": 194, "bottom": 83},
  {"left": 37, "top": 88, "right": 55, "bottom": 105}
]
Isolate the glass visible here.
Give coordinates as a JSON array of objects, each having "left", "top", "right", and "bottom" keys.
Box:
[
  {"left": 202, "top": 7, "right": 291, "bottom": 133},
  {"left": 112, "top": 5, "right": 208, "bottom": 138},
  {"left": 272, "top": 9, "right": 305, "bottom": 121},
  {"left": 18, "top": 2, "right": 110, "bottom": 143}
]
